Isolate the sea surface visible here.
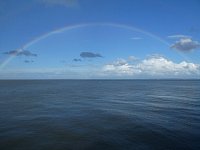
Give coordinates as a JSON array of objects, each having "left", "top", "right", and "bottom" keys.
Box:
[{"left": 0, "top": 80, "right": 200, "bottom": 150}]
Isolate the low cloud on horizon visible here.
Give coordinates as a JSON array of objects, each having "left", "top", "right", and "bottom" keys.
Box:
[
  {"left": 102, "top": 55, "right": 200, "bottom": 78},
  {"left": 1, "top": 54, "right": 199, "bottom": 79}
]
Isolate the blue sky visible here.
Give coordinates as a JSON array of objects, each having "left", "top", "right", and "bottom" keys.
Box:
[{"left": 0, "top": 0, "right": 200, "bottom": 79}]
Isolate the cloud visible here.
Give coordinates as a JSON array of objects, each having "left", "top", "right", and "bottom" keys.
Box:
[
  {"left": 73, "top": 58, "right": 82, "bottom": 62},
  {"left": 2, "top": 55, "right": 199, "bottom": 79},
  {"left": 110, "top": 59, "right": 127, "bottom": 66},
  {"left": 102, "top": 56, "right": 200, "bottom": 78},
  {"left": 168, "top": 35, "right": 191, "bottom": 39},
  {"left": 128, "top": 56, "right": 139, "bottom": 61},
  {"left": 147, "top": 54, "right": 164, "bottom": 59},
  {"left": 170, "top": 38, "right": 200, "bottom": 52},
  {"left": 103, "top": 59, "right": 134, "bottom": 75},
  {"left": 39, "top": 0, "right": 78, "bottom": 7},
  {"left": 80, "top": 52, "right": 102, "bottom": 58},
  {"left": 4, "top": 49, "right": 37, "bottom": 57}
]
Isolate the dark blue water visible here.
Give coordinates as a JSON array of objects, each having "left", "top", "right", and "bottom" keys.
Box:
[{"left": 0, "top": 80, "right": 200, "bottom": 150}]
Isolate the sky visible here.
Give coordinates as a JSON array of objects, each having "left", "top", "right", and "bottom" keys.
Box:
[{"left": 0, "top": 0, "right": 200, "bottom": 79}]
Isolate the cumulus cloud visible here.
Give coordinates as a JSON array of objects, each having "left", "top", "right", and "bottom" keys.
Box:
[
  {"left": 80, "top": 52, "right": 102, "bottom": 58},
  {"left": 39, "top": 0, "right": 78, "bottom": 7},
  {"left": 103, "top": 59, "right": 135, "bottom": 75},
  {"left": 147, "top": 54, "right": 164, "bottom": 59},
  {"left": 138, "top": 56, "right": 199, "bottom": 76},
  {"left": 102, "top": 56, "right": 200, "bottom": 78},
  {"left": 4, "top": 49, "right": 37, "bottom": 57},
  {"left": 112, "top": 59, "right": 127, "bottom": 66},
  {"left": 171, "top": 38, "right": 200, "bottom": 52},
  {"left": 73, "top": 58, "right": 82, "bottom": 62}
]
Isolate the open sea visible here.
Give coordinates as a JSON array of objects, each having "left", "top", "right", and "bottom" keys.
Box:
[{"left": 0, "top": 80, "right": 200, "bottom": 150}]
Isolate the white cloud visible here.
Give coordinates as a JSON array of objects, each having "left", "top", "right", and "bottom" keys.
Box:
[
  {"left": 168, "top": 35, "right": 191, "bottom": 39},
  {"left": 128, "top": 56, "right": 139, "bottom": 61},
  {"left": 39, "top": 0, "right": 79, "bottom": 8},
  {"left": 1, "top": 56, "right": 199, "bottom": 79},
  {"left": 102, "top": 56, "right": 200, "bottom": 78},
  {"left": 171, "top": 38, "right": 200, "bottom": 52},
  {"left": 103, "top": 59, "right": 135, "bottom": 75}
]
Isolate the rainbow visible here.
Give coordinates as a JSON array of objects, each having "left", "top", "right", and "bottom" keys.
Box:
[{"left": 0, "top": 22, "right": 172, "bottom": 70}]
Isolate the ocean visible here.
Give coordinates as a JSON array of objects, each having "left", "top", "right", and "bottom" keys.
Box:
[{"left": 0, "top": 80, "right": 200, "bottom": 150}]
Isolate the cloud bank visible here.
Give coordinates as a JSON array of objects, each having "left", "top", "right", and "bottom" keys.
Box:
[
  {"left": 102, "top": 56, "right": 200, "bottom": 78},
  {"left": 1, "top": 55, "right": 199, "bottom": 79}
]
